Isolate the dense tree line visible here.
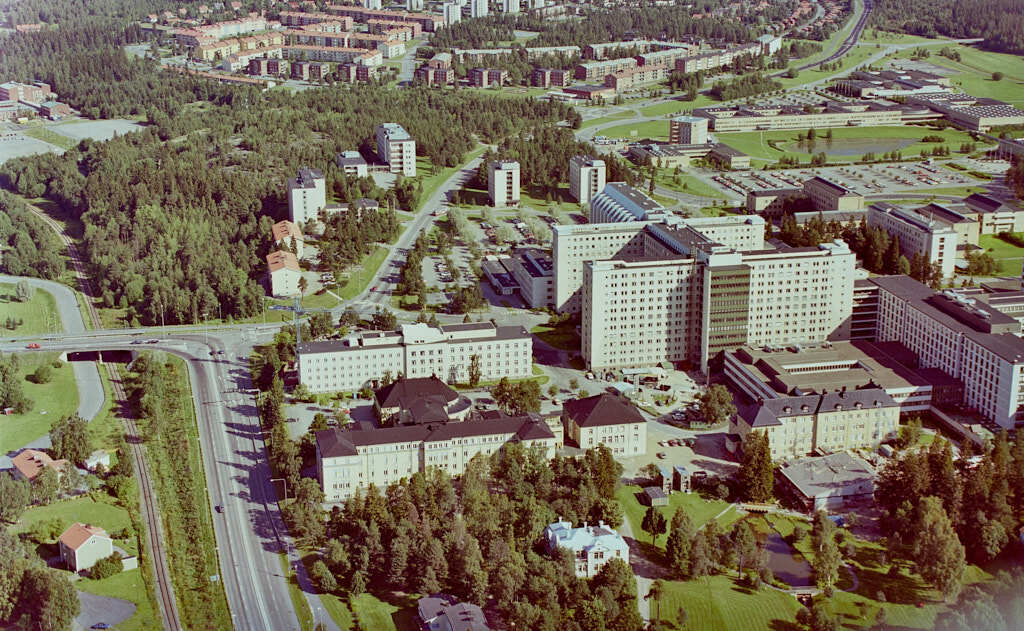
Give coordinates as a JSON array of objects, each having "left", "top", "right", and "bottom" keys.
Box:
[
  {"left": 305, "top": 444, "right": 638, "bottom": 630},
  {"left": 869, "top": 0, "right": 1024, "bottom": 54},
  {"left": 0, "top": 353, "right": 32, "bottom": 414},
  {"left": 0, "top": 192, "right": 66, "bottom": 280},
  {"left": 1008, "top": 158, "right": 1024, "bottom": 201},
  {"left": 0, "top": 529, "right": 79, "bottom": 631},
  {"left": 876, "top": 432, "right": 1024, "bottom": 599},
  {"left": 778, "top": 213, "right": 944, "bottom": 287},
  {"left": 708, "top": 72, "right": 782, "bottom": 101}
]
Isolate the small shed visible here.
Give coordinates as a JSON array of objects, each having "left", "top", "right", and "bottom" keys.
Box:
[
  {"left": 642, "top": 486, "right": 668, "bottom": 507},
  {"left": 85, "top": 450, "right": 111, "bottom": 472}
]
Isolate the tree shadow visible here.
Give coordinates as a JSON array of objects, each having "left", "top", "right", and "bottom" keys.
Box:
[{"left": 768, "top": 619, "right": 803, "bottom": 631}]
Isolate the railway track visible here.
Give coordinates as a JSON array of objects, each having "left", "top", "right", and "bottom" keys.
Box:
[{"left": 26, "top": 202, "right": 184, "bottom": 631}]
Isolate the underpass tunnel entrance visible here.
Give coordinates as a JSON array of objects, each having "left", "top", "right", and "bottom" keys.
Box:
[{"left": 62, "top": 350, "right": 138, "bottom": 364}]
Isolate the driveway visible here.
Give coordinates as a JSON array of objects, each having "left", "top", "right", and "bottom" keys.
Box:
[{"left": 73, "top": 590, "right": 135, "bottom": 631}]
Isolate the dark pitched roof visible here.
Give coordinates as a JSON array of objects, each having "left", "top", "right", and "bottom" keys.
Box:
[
  {"left": 737, "top": 388, "right": 898, "bottom": 428},
  {"left": 315, "top": 429, "right": 358, "bottom": 458},
  {"left": 375, "top": 376, "right": 457, "bottom": 409},
  {"left": 563, "top": 392, "right": 645, "bottom": 428}
]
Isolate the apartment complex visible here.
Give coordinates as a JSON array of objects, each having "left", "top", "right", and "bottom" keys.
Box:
[
  {"left": 287, "top": 167, "right": 326, "bottom": 225},
  {"left": 531, "top": 67, "right": 573, "bottom": 88},
  {"left": 0, "top": 81, "right": 51, "bottom": 103},
  {"left": 266, "top": 251, "right": 302, "bottom": 297},
  {"left": 316, "top": 411, "right": 560, "bottom": 501},
  {"left": 271, "top": 220, "right": 305, "bottom": 259},
  {"left": 442, "top": 2, "right": 461, "bottom": 25},
  {"left": 669, "top": 116, "right": 708, "bottom": 144},
  {"left": 569, "top": 155, "right": 606, "bottom": 205},
  {"left": 470, "top": 0, "right": 488, "bottom": 17},
  {"left": 589, "top": 181, "right": 667, "bottom": 224},
  {"left": 297, "top": 322, "right": 532, "bottom": 392},
  {"left": 868, "top": 202, "right": 958, "bottom": 280},
  {"left": 870, "top": 276, "right": 1024, "bottom": 428},
  {"left": 488, "top": 160, "right": 521, "bottom": 208},
  {"left": 562, "top": 392, "right": 648, "bottom": 456},
  {"left": 376, "top": 123, "right": 416, "bottom": 176},
  {"left": 544, "top": 519, "right": 629, "bottom": 578},
  {"left": 509, "top": 248, "right": 555, "bottom": 308},
  {"left": 469, "top": 67, "right": 507, "bottom": 88},
  {"left": 804, "top": 176, "right": 865, "bottom": 212},
  {"left": 336, "top": 150, "right": 369, "bottom": 177},
  {"left": 692, "top": 101, "right": 913, "bottom": 132}
]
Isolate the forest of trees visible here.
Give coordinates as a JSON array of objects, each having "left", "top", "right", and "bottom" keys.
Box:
[
  {"left": 876, "top": 432, "right": 1024, "bottom": 599},
  {"left": 0, "top": 192, "right": 66, "bottom": 280},
  {"left": 0, "top": 23, "right": 570, "bottom": 325},
  {"left": 869, "top": 0, "right": 1024, "bottom": 54}
]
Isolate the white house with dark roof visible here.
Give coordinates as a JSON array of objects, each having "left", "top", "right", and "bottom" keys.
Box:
[
  {"left": 544, "top": 518, "right": 629, "bottom": 577},
  {"left": 561, "top": 392, "right": 647, "bottom": 456},
  {"left": 316, "top": 412, "right": 559, "bottom": 501}
]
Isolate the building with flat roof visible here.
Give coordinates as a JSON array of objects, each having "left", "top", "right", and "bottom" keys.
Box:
[
  {"left": 0, "top": 81, "right": 49, "bottom": 103},
  {"left": 297, "top": 322, "right": 532, "bottom": 392},
  {"left": 482, "top": 258, "right": 519, "bottom": 296},
  {"left": 777, "top": 452, "right": 877, "bottom": 512},
  {"left": 376, "top": 122, "right": 416, "bottom": 176},
  {"left": 442, "top": 2, "right": 461, "bottom": 24},
  {"left": 287, "top": 167, "right": 326, "bottom": 226},
  {"left": 868, "top": 202, "right": 958, "bottom": 281},
  {"left": 746, "top": 188, "right": 802, "bottom": 216},
  {"left": 470, "top": 0, "right": 488, "bottom": 17},
  {"left": 589, "top": 182, "right": 666, "bottom": 224},
  {"left": 670, "top": 115, "right": 708, "bottom": 144},
  {"left": 544, "top": 519, "right": 629, "bottom": 578},
  {"left": 509, "top": 248, "right": 554, "bottom": 308},
  {"left": 569, "top": 155, "right": 606, "bottom": 205},
  {"left": 804, "top": 176, "right": 864, "bottom": 213},
  {"left": 831, "top": 69, "right": 952, "bottom": 99},
  {"left": 870, "top": 276, "right": 1024, "bottom": 428},
  {"left": 905, "top": 92, "right": 1024, "bottom": 132},
  {"left": 336, "top": 150, "right": 368, "bottom": 177},
  {"left": 488, "top": 160, "right": 520, "bottom": 207},
  {"left": 692, "top": 100, "right": 919, "bottom": 132},
  {"left": 317, "top": 411, "right": 559, "bottom": 500}
]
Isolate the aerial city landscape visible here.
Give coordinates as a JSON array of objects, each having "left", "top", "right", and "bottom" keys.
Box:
[{"left": 1, "top": 0, "right": 1024, "bottom": 629}]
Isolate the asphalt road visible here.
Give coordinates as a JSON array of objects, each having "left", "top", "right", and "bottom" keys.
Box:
[{"left": 0, "top": 330, "right": 320, "bottom": 631}]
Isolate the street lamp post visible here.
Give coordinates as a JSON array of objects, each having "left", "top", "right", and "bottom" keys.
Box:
[{"left": 202, "top": 312, "right": 209, "bottom": 346}]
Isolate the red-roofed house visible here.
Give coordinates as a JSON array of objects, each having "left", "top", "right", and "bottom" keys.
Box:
[
  {"left": 59, "top": 523, "right": 113, "bottom": 572},
  {"left": 267, "top": 250, "right": 302, "bottom": 297},
  {"left": 271, "top": 220, "right": 305, "bottom": 258},
  {"left": 11, "top": 449, "right": 68, "bottom": 481}
]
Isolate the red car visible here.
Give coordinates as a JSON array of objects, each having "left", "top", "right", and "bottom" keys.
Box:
[{"left": 26, "top": 343, "right": 40, "bottom": 349}]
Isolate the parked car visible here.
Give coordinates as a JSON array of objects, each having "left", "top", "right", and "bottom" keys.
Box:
[
  {"left": 656, "top": 452, "right": 666, "bottom": 459},
  {"left": 26, "top": 343, "right": 40, "bottom": 349},
  {"left": 215, "top": 505, "right": 223, "bottom": 514},
  {"left": 91, "top": 624, "right": 111, "bottom": 630}
]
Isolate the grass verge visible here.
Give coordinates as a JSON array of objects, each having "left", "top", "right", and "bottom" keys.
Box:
[
  {"left": 979, "top": 234, "right": 1024, "bottom": 276},
  {"left": 0, "top": 352, "right": 79, "bottom": 455},
  {"left": 0, "top": 283, "right": 62, "bottom": 337},
  {"left": 21, "top": 126, "right": 78, "bottom": 150},
  {"left": 280, "top": 553, "right": 314, "bottom": 631},
  {"left": 616, "top": 485, "right": 738, "bottom": 549}
]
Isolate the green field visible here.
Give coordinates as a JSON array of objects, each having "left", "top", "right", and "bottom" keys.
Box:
[
  {"left": 531, "top": 321, "right": 581, "bottom": 351},
  {"left": 781, "top": 0, "right": 863, "bottom": 69},
  {"left": 896, "top": 45, "right": 1024, "bottom": 108},
  {"left": 280, "top": 553, "right": 314, "bottom": 631},
  {"left": 616, "top": 485, "right": 739, "bottom": 548},
  {"left": 778, "top": 46, "right": 878, "bottom": 88},
  {"left": 580, "top": 110, "right": 636, "bottom": 129},
  {"left": 21, "top": 126, "right": 78, "bottom": 150},
  {"left": 858, "top": 30, "right": 950, "bottom": 45},
  {"left": 11, "top": 495, "right": 133, "bottom": 540},
  {"left": 77, "top": 569, "right": 161, "bottom": 631},
  {"left": 0, "top": 283, "right": 62, "bottom": 337},
  {"left": 656, "top": 575, "right": 803, "bottom": 630},
  {"left": 599, "top": 120, "right": 670, "bottom": 141},
  {"left": 979, "top": 234, "right": 1024, "bottom": 276},
  {"left": 350, "top": 593, "right": 419, "bottom": 631},
  {"left": 337, "top": 246, "right": 389, "bottom": 300},
  {"left": 657, "top": 171, "right": 728, "bottom": 199},
  {"left": 715, "top": 125, "right": 987, "bottom": 164},
  {"left": 0, "top": 352, "right": 79, "bottom": 455}
]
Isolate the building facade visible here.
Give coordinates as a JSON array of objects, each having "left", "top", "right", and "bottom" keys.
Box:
[
  {"left": 868, "top": 203, "right": 957, "bottom": 281},
  {"left": 488, "top": 160, "right": 520, "bottom": 207},
  {"left": 544, "top": 519, "right": 629, "bottom": 578},
  {"left": 569, "top": 155, "right": 606, "bottom": 205},
  {"left": 267, "top": 251, "right": 302, "bottom": 296},
  {"left": 804, "top": 176, "right": 864, "bottom": 212},
  {"left": 297, "top": 322, "right": 531, "bottom": 392},
  {"left": 509, "top": 248, "right": 554, "bottom": 308},
  {"left": 669, "top": 115, "right": 708, "bottom": 144},
  {"left": 562, "top": 392, "right": 648, "bottom": 456},
  {"left": 287, "top": 167, "right": 326, "bottom": 225},
  {"left": 59, "top": 523, "right": 113, "bottom": 573},
  {"left": 376, "top": 122, "right": 417, "bottom": 176}
]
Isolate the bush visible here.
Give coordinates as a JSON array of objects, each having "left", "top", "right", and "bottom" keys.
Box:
[
  {"left": 51, "top": 359, "right": 63, "bottom": 369},
  {"left": 29, "top": 364, "right": 53, "bottom": 384},
  {"left": 90, "top": 553, "right": 123, "bottom": 579},
  {"left": 998, "top": 231, "right": 1024, "bottom": 248},
  {"left": 993, "top": 71, "right": 1004, "bottom": 81}
]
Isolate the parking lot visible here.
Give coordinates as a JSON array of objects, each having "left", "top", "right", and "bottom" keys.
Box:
[{"left": 711, "top": 160, "right": 981, "bottom": 197}]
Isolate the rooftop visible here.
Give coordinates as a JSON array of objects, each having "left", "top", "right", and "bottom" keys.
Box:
[
  {"left": 266, "top": 250, "right": 300, "bottom": 273},
  {"left": 59, "top": 523, "right": 110, "bottom": 551},
  {"left": 375, "top": 376, "right": 457, "bottom": 409},
  {"left": 11, "top": 449, "right": 67, "bottom": 481},
  {"left": 778, "top": 452, "right": 876, "bottom": 498},
  {"left": 563, "top": 392, "right": 646, "bottom": 428}
]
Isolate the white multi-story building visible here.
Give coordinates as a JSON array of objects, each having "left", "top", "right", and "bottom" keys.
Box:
[
  {"left": 470, "top": 0, "right": 488, "bottom": 18},
  {"left": 868, "top": 203, "right": 958, "bottom": 281},
  {"left": 488, "top": 160, "right": 520, "bottom": 208},
  {"left": 589, "top": 182, "right": 666, "bottom": 224},
  {"left": 406, "top": 0, "right": 425, "bottom": 10},
  {"left": 336, "top": 150, "right": 368, "bottom": 178},
  {"left": 509, "top": 248, "right": 554, "bottom": 308},
  {"left": 316, "top": 412, "right": 560, "bottom": 501},
  {"left": 267, "top": 251, "right": 302, "bottom": 297},
  {"left": 556, "top": 209, "right": 854, "bottom": 372},
  {"left": 871, "top": 276, "right": 1024, "bottom": 428},
  {"left": 501, "top": 0, "right": 519, "bottom": 13},
  {"left": 569, "top": 155, "right": 606, "bottom": 205},
  {"left": 363, "top": 0, "right": 382, "bottom": 9},
  {"left": 376, "top": 123, "right": 417, "bottom": 177},
  {"left": 544, "top": 519, "right": 629, "bottom": 578},
  {"left": 287, "top": 167, "right": 326, "bottom": 226},
  {"left": 669, "top": 115, "right": 708, "bottom": 145},
  {"left": 442, "top": 2, "right": 462, "bottom": 24},
  {"left": 297, "top": 322, "right": 531, "bottom": 392},
  {"left": 804, "top": 176, "right": 865, "bottom": 212},
  {"left": 561, "top": 392, "right": 647, "bottom": 456},
  {"left": 271, "top": 220, "right": 305, "bottom": 259}
]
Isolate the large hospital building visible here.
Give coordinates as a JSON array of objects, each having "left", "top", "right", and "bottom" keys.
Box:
[{"left": 556, "top": 183, "right": 855, "bottom": 372}]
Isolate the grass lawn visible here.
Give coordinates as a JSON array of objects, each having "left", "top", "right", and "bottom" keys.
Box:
[
  {"left": 76, "top": 569, "right": 160, "bottom": 631},
  {"left": 858, "top": 30, "right": 950, "bottom": 45},
  {"left": 415, "top": 145, "right": 488, "bottom": 211},
  {"left": 978, "top": 234, "right": 1024, "bottom": 276},
  {"left": 656, "top": 171, "right": 727, "bottom": 199},
  {"left": 599, "top": 120, "right": 670, "bottom": 141},
  {"left": 21, "top": 126, "right": 78, "bottom": 151},
  {"left": 579, "top": 110, "right": 636, "bottom": 129},
  {"left": 337, "top": 246, "right": 389, "bottom": 300},
  {"left": 350, "top": 593, "right": 420, "bottom": 631},
  {"left": 778, "top": 45, "right": 878, "bottom": 89},
  {"left": 0, "top": 282, "right": 62, "bottom": 336},
  {"left": 280, "top": 553, "right": 313, "bottom": 631},
  {"left": 640, "top": 94, "right": 717, "bottom": 118},
  {"left": 657, "top": 575, "right": 803, "bottom": 631},
  {"left": 530, "top": 321, "right": 581, "bottom": 351},
  {"left": 715, "top": 125, "right": 987, "bottom": 164},
  {"left": 86, "top": 369, "right": 123, "bottom": 453},
  {"left": 616, "top": 485, "right": 738, "bottom": 548},
  {"left": 11, "top": 495, "right": 133, "bottom": 540},
  {"left": 0, "top": 352, "right": 79, "bottom": 456}
]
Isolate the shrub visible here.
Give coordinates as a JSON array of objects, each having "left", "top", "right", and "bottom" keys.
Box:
[
  {"left": 29, "top": 364, "right": 53, "bottom": 384},
  {"left": 90, "top": 553, "right": 123, "bottom": 579}
]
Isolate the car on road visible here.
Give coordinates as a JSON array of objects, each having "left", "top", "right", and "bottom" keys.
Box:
[
  {"left": 146, "top": 339, "right": 159, "bottom": 344},
  {"left": 26, "top": 343, "right": 40, "bottom": 349},
  {"left": 131, "top": 339, "right": 144, "bottom": 344},
  {"left": 91, "top": 624, "right": 111, "bottom": 630},
  {"left": 215, "top": 505, "right": 223, "bottom": 513},
  {"left": 656, "top": 452, "right": 666, "bottom": 459}
]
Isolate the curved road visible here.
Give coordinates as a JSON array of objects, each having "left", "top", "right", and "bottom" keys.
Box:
[{"left": 773, "top": 0, "right": 874, "bottom": 77}]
